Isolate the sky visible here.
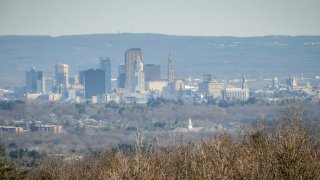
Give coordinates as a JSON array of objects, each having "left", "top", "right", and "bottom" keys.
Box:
[{"left": 0, "top": 0, "right": 320, "bottom": 37}]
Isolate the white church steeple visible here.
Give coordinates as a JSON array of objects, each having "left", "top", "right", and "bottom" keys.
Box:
[{"left": 188, "top": 118, "right": 193, "bottom": 130}]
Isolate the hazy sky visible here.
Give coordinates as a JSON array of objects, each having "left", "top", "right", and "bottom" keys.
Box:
[{"left": 1, "top": 0, "right": 320, "bottom": 36}]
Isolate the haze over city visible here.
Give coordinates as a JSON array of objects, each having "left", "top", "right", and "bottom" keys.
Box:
[
  {"left": 1, "top": 0, "right": 320, "bottom": 36},
  {"left": 1, "top": 1, "right": 320, "bottom": 179}
]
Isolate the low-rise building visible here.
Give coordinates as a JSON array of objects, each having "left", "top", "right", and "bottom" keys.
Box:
[
  {"left": 121, "top": 92, "right": 149, "bottom": 104},
  {"left": 106, "top": 93, "right": 121, "bottom": 103},
  {"left": 163, "top": 79, "right": 185, "bottom": 96},
  {"left": 25, "top": 93, "right": 41, "bottom": 101},
  {"left": 30, "top": 124, "right": 63, "bottom": 133},
  {"left": 43, "top": 93, "right": 61, "bottom": 101},
  {"left": 0, "top": 126, "right": 24, "bottom": 134},
  {"left": 146, "top": 80, "right": 168, "bottom": 92},
  {"left": 222, "top": 88, "right": 249, "bottom": 101},
  {"left": 198, "top": 81, "right": 225, "bottom": 98}
]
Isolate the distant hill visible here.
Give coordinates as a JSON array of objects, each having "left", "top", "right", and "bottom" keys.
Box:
[{"left": 0, "top": 33, "right": 320, "bottom": 87}]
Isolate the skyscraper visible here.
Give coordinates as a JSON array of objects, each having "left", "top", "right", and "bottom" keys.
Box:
[
  {"left": 84, "top": 69, "right": 105, "bottom": 99},
  {"left": 43, "top": 77, "right": 54, "bottom": 93},
  {"left": 272, "top": 74, "right": 279, "bottom": 90},
  {"left": 125, "top": 48, "right": 143, "bottom": 92},
  {"left": 286, "top": 76, "right": 297, "bottom": 89},
  {"left": 168, "top": 52, "right": 174, "bottom": 83},
  {"left": 144, "top": 64, "right": 161, "bottom": 82},
  {"left": 203, "top": 73, "right": 214, "bottom": 82},
  {"left": 26, "top": 67, "right": 43, "bottom": 93},
  {"left": 78, "top": 70, "right": 86, "bottom": 86},
  {"left": 99, "top": 57, "right": 111, "bottom": 93},
  {"left": 241, "top": 75, "right": 248, "bottom": 89},
  {"left": 117, "top": 64, "right": 126, "bottom": 89},
  {"left": 131, "top": 55, "right": 145, "bottom": 92},
  {"left": 55, "top": 64, "right": 69, "bottom": 88}
]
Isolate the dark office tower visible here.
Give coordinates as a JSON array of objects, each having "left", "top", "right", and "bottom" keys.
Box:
[
  {"left": 79, "top": 70, "right": 86, "bottom": 86},
  {"left": 286, "top": 76, "right": 297, "bottom": 88},
  {"left": 125, "top": 48, "right": 143, "bottom": 92},
  {"left": 167, "top": 52, "right": 174, "bottom": 83},
  {"left": 55, "top": 64, "right": 69, "bottom": 88},
  {"left": 117, "top": 64, "right": 126, "bottom": 88},
  {"left": 144, "top": 64, "right": 161, "bottom": 82},
  {"left": 26, "top": 67, "right": 43, "bottom": 93},
  {"left": 99, "top": 57, "right": 112, "bottom": 93},
  {"left": 203, "top": 73, "right": 213, "bottom": 82},
  {"left": 84, "top": 69, "right": 105, "bottom": 99}
]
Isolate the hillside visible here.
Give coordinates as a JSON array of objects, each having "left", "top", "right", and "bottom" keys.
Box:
[{"left": 0, "top": 33, "right": 320, "bottom": 87}]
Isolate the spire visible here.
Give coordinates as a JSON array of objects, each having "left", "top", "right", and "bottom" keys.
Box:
[{"left": 168, "top": 52, "right": 174, "bottom": 83}]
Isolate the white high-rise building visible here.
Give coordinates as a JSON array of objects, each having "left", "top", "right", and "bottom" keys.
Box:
[
  {"left": 241, "top": 75, "right": 248, "bottom": 89},
  {"left": 55, "top": 64, "right": 69, "bottom": 88},
  {"left": 131, "top": 55, "right": 145, "bottom": 92},
  {"left": 272, "top": 74, "right": 279, "bottom": 89}
]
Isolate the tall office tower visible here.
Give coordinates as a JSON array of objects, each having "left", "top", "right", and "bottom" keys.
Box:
[
  {"left": 131, "top": 55, "right": 145, "bottom": 92},
  {"left": 84, "top": 69, "right": 105, "bottom": 99},
  {"left": 55, "top": 64, "right": 69, "bottom": 88},
  {"left": 26, "top": 67, "right": 43, "bottom": 93},
  {"left": 286, "top": 76, "right": 297, "bottom": 89},
  {"left": 241, "top": 75, "right": 248, "bottom": 89},
  {"left": 125, "top": 48, "right": 143, "bottom": 92},
  {"left": 78, "top": 70, "right": 86, "bottom": 86},
  {"left": 167, "top": 52, "right": 174, "bottom": 83},
  {"left": 117, "top": 64, "right": 126, "bottom": 89},
  {"left": 203, "top": 73, "right": 213, "bottom": 82},
  {"left": 144, "top": 64, "right": 161, "bottom": 82},
  {"left": 43, "top": 77, "right": 54, "bottom": 93},
  {"left": 272, "top": 74, "right": 279, "bottom": 89},
  {"left": 99, "top": 57, "right": 112, "bottom": 93}
]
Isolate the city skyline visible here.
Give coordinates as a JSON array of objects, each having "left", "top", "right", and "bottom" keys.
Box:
[{"left": 1, "top": 0, "right": 320, "bottom": 37}]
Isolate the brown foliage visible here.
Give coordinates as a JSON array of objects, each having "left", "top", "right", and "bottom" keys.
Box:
[{"left": 26, "top": 119, "right": 320, "bottom": 180}]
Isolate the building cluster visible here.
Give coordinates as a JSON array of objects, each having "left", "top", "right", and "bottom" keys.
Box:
[
  {"left": 21, "top": 47, "right": 251, "bottom": 104},
  {"left": 24, "top": 57, "right": 112, "bottom": 102},
  {"left": 21, "top": 48, "right": 171, "bottom": 103},
  {"left": 0, "top": 48, "right": 319, "bottom": 104},
  {"left": 0, "top": 123, "right": 63, "bottom": 134},
  {"left": 250, "top": 74, "right": 320, "bottom": 102}
]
